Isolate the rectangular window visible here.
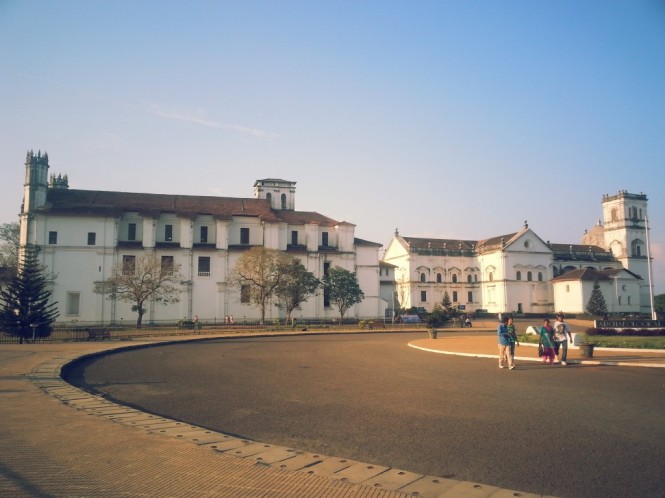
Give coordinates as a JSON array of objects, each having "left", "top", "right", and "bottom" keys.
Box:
[
  {"left": 241, "top": 284, "right": 250, "bottom": 303},
  {"left": 627, "top": 296, "right": 631, "bottom": 305},
  {"left": 48, "top": 231, "right": 57, "bottom": 244},
  {"left": 291, "top": 230, "right": 298, "bottom": 245},
  {"left": 323, "top": 262, "right": 331, "bottom": 307},
  {"left": 240, "top": 227, "right": 250, "bottom": 244},
  {"left": 66, "top": 292, "right": 80, "bottom": 316},
  {"left": 468, "top": 291, "right": 473, "bottom": 303},
  {"left": 618, "top": 296, "right": 622, "bottom": 305},
  {"left": 122, "top": 255, "right": 136, "bottom": 275},
  {"left": 128, "top": 223, "right": 137, "bottom": 241},
  {"left": 161, "top": 256, "right": 174, "bottom": 275},
  {"left": 420, "top": 291, "right": 427, "bottom": 302},
  {"left": 200, "top": 226, "right": 208, "bottom": 243},
  {"left": 452, "top": 291, "right": 458, "bottom": 302},
  {"left": 322, "top": 232, "right": 329, "bottom": 246},
  {"left": 197, "top": 256, "right": 211, "bottom": 277},
  {"left": 165, "top": 224, "right": 173, "bottom": 242},
  {"left": 87, "top": 232, "right": 96, "bottom": 245}
]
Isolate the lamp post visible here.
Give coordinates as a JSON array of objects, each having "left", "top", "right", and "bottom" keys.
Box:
[
  {"left": 645, "top": 216, "right": 657, "bottom": 320},
  {"left": 30, "top": 323, "right": 38, "bottom": 343}
]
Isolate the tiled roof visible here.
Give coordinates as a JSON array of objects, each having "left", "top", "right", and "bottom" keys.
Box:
[
  {"left": 354, "top": 237, "right": 382, "bottom": 247},
  {"left": 476, "top": 232, "right": 520, "bottom": 253},
  {"left": 402, "top": 236, "right": 476, "bottom": 251},
  {"left": 38, "top": 189, "right": 339, "bottom": 226},
  {"left": 551, "top": 268, "right": 641, "bottom": 283},
  {"left": 275, "top": 210, "right": 340, "bottom": 227},
  {"left": 550, "top": 243, "right": 608, "bottom": 254}
]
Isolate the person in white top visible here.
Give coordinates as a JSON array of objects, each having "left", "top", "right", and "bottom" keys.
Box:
[{"left": 552, "top": 314, "right": 573, "bottom": 365}]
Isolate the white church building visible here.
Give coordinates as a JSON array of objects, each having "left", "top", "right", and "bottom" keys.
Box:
[
  {"left": 18, "top": 151, "right": 385, "bottom": 325},
  {"left": 383, "top": 191, "right": 652, "bottom": 316}
]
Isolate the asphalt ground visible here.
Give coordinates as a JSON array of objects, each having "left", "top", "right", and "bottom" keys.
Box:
[{"left": 66, "top": 331, "right": 665, "bottom": 498}]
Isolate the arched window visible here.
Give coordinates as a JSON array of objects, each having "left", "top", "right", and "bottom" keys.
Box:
[
  {"left": 452, "top": 274, "right": 458, "bottom": 283},
  {"left": 436, "top": 273, "right": 442, "bottom": 283},
  {"left": 474, "top": 274, "right": 478, "bottom": 283},
  {"left": 281, "top": 193, "right": 287, "bottom": 209},
  {"left": 489, "top": 272, "right": 494, "bottom": 282},
  {"left": 420, "top": 273, "right": 426, "bottom": 283},
  {"left": 516, "top": 271, "right": 522, "bottom": 281},
  {"left": 538, "top": 272, "right": 543, "bottom": 281},
  {"left": 467, "top": 275, "right": 472, "bottom": 283},
  {"left": 527, "top": 271, "right": 532, "bottom": 281}
]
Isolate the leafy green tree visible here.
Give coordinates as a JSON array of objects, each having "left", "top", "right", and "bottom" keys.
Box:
[
  {"left": 654, "top": 294, "right": 665, "bottom": 316},
  {"left": 323, "top": 266, "right": 364, "bottom": 321},
  {"left": 274, "top": 258, "right": 320, "bottom": 324},
  {"left": 230, "top": 247, "right": 291, "bottom": 324},
  {"left": 0, "top": 248, "right": 59, "bottom": 342},
  {"left": 94, "top": 253, "right": 182, "bottom": 328},
  {"left": 585, "top": 280, "right": 608, "bottom": 316}
]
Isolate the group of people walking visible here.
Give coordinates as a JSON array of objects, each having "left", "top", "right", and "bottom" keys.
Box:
[{"left": 497, "top": 314, "right": 573, "bottom": 369}]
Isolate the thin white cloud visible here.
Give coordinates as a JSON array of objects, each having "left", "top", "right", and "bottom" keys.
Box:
[
  {"left": 146, "top": 103, "right": 222, "bottom": 128},
  {"left": 142, "top": 102, "right": 280, "bottom": 141},
  {"left": 222, "top": 124, "right": 281, "bottom": 141}
]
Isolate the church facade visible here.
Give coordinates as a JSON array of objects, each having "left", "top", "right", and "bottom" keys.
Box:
[
  {"left": 18, "top": 151, "right": 384, "bottom": 325},
  {"left": 383, "top": 191, "right": 651, "bottom": 316}
]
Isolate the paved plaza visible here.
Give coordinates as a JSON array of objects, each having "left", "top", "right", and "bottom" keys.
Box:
[{"left": 1, "top": 328, "right": 663, "bottom": 497}]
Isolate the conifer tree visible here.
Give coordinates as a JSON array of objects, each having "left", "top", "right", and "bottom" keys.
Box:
[
  {"left": 585, "top": 280, "right": 608, "bottom": 316},
  {"left": 0, "top": 248, "right": 59, "bottom": 342},
  {"left": 442, "top": 291, "right": 452, "bottom": 313}
]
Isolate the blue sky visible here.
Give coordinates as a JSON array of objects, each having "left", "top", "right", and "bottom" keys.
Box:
[{"left": 1, "top": 0, "right": 664, "bottom": 293}]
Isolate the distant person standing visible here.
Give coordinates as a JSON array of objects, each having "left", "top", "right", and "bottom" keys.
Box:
[
  {"left": 506, "top": 316, "right": 519, "bottom": 362},
  {"left": 497, "top": 316, "right": 515, "bottom": 369},
  {"left": 539, "top": 318, "right": 556, "bottom": 365},
  {"left": 193, "top": 314, "right": 200, "bottom": 332},
  {"left": 553, "top": 314, "right": 573, "bottom": 365}
]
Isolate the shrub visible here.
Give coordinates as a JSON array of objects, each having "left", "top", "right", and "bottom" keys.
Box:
[{"left": 585, "top": 327, "right": 665, "bottom": 337}]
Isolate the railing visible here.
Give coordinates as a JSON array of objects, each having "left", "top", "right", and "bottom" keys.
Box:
[{"left": 0, "top": 318, "right": 433, "bottom": 344}]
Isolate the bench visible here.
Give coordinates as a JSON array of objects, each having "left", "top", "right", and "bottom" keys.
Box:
[{"left": 86, "top": 328, "right": 110, "bottom": 341}]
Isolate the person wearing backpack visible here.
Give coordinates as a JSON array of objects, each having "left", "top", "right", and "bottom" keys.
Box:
[
  {"left": 553, "top": 314, "right": 573, "bottom": 365},
  {"left": 506, "top": 316, "right": 519, "bottom": 362},
  {"left": 497, "top": 316, "right": 515, "bottom": 370}
]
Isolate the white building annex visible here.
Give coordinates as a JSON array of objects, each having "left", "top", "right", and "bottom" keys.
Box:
[
  {"left": 18, "top": 151, "right": 385, "bottom": 325},
  {"left": 383, "top": 191, "right": 652, "bottom": 316}
]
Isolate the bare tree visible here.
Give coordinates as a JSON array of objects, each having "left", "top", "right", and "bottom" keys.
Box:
[
  {"left": 0, "top": 222, "right": 19, "bottom": 265},
  {"left": 0, "top": 222, "right": 20, "bottom": 289},
  {"left": 230, "top": 247, "right": 290, "bottom": 324},
  {"left": 94, "top": 254, "right": 182, "bottom": 328}
]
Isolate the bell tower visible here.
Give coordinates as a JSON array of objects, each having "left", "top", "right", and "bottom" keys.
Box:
[
  {"left": 22, "top": 150, "right": 50, "bottom": 214},
  {"left": 253, "top": 178, "right": 296, "bottom": 210},
  {"left": 602, "top": 190, "right": 650, "bottom": 312}
]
